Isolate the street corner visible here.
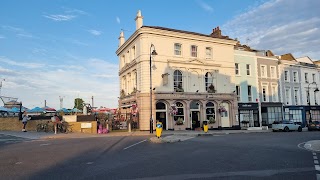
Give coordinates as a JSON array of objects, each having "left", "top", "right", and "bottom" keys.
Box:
[
  {"left": 304, "top": 140, "right": 320, "bottom": 152},
  {"left": 150, "top": 135, "right": 195, "bottom": 143},
  {"left": 149, "top": 136, "right": 164, "bottom": 143}
]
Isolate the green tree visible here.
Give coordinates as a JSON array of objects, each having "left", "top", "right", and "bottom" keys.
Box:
[{"left": 74, "top": 98, "right": 84, "bottom": 110}]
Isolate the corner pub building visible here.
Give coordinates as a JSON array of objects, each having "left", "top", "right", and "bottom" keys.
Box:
[{"left": 116, "top": 10, "right": 239, "bottom": 131}]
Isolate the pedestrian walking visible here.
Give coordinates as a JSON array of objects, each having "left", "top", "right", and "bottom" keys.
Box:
[
  {"left": 21, "top": 111, "right": 31, "bottom": 132},
  {"left": 51, "top": 114, "right": 61, "bottom": 134}
]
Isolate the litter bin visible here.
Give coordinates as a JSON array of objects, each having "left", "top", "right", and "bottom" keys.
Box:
[
  {"left": 203, "top": 121, "right": 208, "bottom": 133},
  {"left": 156, "top": 122, "right": 163, "bottom": 138}
]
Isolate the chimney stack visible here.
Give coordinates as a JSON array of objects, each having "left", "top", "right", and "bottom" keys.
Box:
[
  {"left": 135, "top": 10, "right": 143, "bottom": 30},
  {"left": 210, "top": 26, "right": 222, "bottom": 38},
  {"left": 118, "top": 31, "right": 125, "bottom": 47}
]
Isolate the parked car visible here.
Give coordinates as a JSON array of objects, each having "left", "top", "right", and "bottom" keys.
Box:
[
  {"left": 272, "top": 121, "right": 302, "bottom": 132},
  {"left": 308, "top": 121, "right": 320, "bottom": 131}
]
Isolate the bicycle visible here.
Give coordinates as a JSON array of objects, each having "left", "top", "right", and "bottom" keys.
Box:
[
  {"left": 57, "top": 122, "right": 73, "bottom": 133},
  {"left": 36, "top": 121, "right": 50, "bottom": 132}
]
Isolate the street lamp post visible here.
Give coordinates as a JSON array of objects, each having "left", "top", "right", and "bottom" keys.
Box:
[
  {"left": 149, "top": 44, "right": 158, "bottom": 133},
  {"left": 0, "top": 79, "right": 5, "bottom": 96},
  {"left": 307, "top": 82, "right": 319, "bottom": 123}
]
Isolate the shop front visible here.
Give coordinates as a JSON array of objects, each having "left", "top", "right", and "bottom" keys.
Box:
[
  {"left": 238, "top": 103, "right": 259, "bottom": 128},
  {"left": 283, "top": 105, "right": 320, "bottom": 127},
  {"left": 261, "top": 102, "right": 283, "bottom": 127}
]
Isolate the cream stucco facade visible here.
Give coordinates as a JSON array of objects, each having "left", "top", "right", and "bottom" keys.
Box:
[{"left": 116, "top": 11, "right": 239, "bottom": 131}]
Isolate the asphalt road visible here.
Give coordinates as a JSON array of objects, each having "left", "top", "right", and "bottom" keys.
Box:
[{"left": 0, "top": 131, "right": 319, "bottom": 180}]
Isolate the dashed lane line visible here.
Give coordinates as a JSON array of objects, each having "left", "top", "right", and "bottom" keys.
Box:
[{"left": 123, "top": 139, "right": 147, "bottom": 150}]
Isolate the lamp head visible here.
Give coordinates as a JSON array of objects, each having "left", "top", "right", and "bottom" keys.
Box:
[
  {"left": 315, "top": 88, "right": 320, "bottom": 92},
  {"left": 151, "top": 49, "right": 158, "bottom": 56}
]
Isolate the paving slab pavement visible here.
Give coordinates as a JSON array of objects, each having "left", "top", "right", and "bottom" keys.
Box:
[{"left": 1, "top": 128, "right": 308, "bottom": 142}]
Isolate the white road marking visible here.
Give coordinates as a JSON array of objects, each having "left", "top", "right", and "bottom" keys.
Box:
[
  {"left": 123, "top": 139, "right": 147, "bottom": 150},
  {"left": 40, "top": 143, "right": 50, "bottom": 146},
  {"left": 315, "top": 160, "right": 319, "bottom": 164},
  {"left": 315, "top": 156, "right": 318, "bottom": 160},
  {"left": 15, "top": 162, "right": 22, "bottom": 164},
  {"left": 314, "top": 153, "right": 317, "bottom": 156},
  {"left": 317, "top": 174, "right": 320, "bottom": 180},
  {"left": 316, "top": 165, "right": 320, "bottom": 171},
  {"left": 86, "top": 162, "right": 94, "bottom": 165}
]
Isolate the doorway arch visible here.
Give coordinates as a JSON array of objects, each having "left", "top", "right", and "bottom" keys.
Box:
[{"left": 156, "top": 101, "right": 167, "bottom": 130}]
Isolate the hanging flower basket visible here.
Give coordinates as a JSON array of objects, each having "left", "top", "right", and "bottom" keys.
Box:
[
  {"left": 218, "top": 106, "right": 226, "bottom": 113},
  {"left": 170, "top": 104, "right": 177, "bottom": 116}
]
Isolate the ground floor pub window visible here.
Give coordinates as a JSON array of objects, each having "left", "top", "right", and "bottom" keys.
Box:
[
  {"left": 206, "top": 102, "right": 215, "bottom": 123},
  {"left": 173, "top": 102, "right": 184, "bottom": 125}
]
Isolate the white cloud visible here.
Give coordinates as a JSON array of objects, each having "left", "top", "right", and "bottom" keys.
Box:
[
  {"left": 197, "top": 0, "right": 213, "bottom": 12},
  {"left": 1, "top": 25, "right": 35, "bottom": 39},
  {"left": 0, "top": 56, "right": 44, "bottom": 68},
  {"left": 88, "top": 29, "right": 102, "bottom": 36},
  {"left": 43, "top": 14, "right": 76, "bottom": 21},
  {"left": 63, "top": 8, "right": 89, "bottom": 15},
  {"left": 0, "top": 57, "right": 119, "bottom": 109},
  {"left": 116, "top": 17, "right": 121, "bottom": 24},
  {"left": 222, "top": 0, "right": 320, "bottom": 60},
  {"left": 69, "top": 39, "right": 89, "bottom": 46}
]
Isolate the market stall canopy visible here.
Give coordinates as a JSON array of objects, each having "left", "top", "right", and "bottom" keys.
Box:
[
  {"left": 0, "top": 106, "right": 12, "bottom": 112},
  {"left": 57, "top": 108, "right": 71, "bottom": 113},
  {"left": 43, "top": 106, "right": 56, "bottom": 112},
  {"left": 28, "top": 107, "right": 45, "bottom": 113}
]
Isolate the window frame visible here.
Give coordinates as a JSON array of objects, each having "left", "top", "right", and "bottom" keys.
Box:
[
  {"left": 305, "top": 73, "right": 309, "bottom": 83},
  {"left": 205, "top": 72, "right": 213, "bottom": 91},
  {"left": 236, "top": 85, "right": 241, "bottom": 101},
  {"left": 248, "top": 85, "right": 252, "bottom": 102},
  {"left": 246, "top": 64, "right": 251, "bottom": 76},
  {"left": 271, "top": 84, "right": 278, "bottom": 102},
  {"left": 173, "top": 102, "right": 185, "bottom": 122},
  {"left": 174, "top": 43, "right": 182, "bottom": 56},
  {"left": 173, "top": 70, "right": 183, "bottom": 92},
  {"left": 260, "top": 65, "right": 267, "bottom": 78},
  {"left": 270, "top": 66, "right": 276, "bottom": 79},
  {"left": 205, "top": 47, "right": 212, "bottom": 59},
  {"left": 284, "top": 71, "right": 289, "bottom": 82},
  {"left": 235, "top": 63, "right": 240, "bottom": 75},
  {"left": 262, "top": 84, "right": 268, "bottom": 102},
  {"left": 293, "top": 71, "right": 298, "bottom": 82},
  {"left": 191, "top": 45, "right": 197, "bottom": 57},
  {"left": 285, "top": 87, "right": 291, "bottom": 105}
]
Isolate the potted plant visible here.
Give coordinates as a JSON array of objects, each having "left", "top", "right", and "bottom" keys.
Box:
[
  {"left": 208, "top": 117, "right": 216, "bottom": 124},
  {"left": 208, "top": 84, "right": 216, "bottom": 93},
  {"left": 176, "top": 117, "right": 184, "bottom": 125},
  {"left": 241, "top": 120, "right": 249, "bottom": 128},
  {"left": 175, "top": 84, "right": 184, "bottom": 92}
]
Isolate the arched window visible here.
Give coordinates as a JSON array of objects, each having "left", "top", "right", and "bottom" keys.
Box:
[
  {"left": 174, "top": 70, "right": 183, "bottom": 92},
  {"left": 205, "top": 72, "right": 213, "bottom": 91},
  {"left": 206, "top": 102, "right": 215, "bottom": 122},
  {"left": 156, "top": 102, "right": 166, "bottom": 110},
  {"left": 173, "top": 102, "right": 184, "bottom": 122}
]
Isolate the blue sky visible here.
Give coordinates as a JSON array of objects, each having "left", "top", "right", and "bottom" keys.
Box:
[{"left": 0, "top": 0, "right": 319, "bottom": 109}]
